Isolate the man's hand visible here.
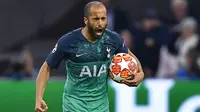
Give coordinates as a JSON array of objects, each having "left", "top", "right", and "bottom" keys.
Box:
[
  {"left": 123, "top": 49, "right": 144, "bottom": 87},
  {"left": 122, "top": 71, "right": 144, "bottom": 87},
  {"left": 35, "top": 99, "right": 48, "bottom": 112}
]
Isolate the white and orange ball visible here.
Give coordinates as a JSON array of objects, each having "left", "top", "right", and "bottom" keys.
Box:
[{"left": 109, "top": 53, "right": 138, "bottom": 83}]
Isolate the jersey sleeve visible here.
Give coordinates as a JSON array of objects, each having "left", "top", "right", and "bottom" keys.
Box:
[
  {"left": 46, "top": 38, "right": 65, "bottom": 69},
  {"left": 116, "top": 34, "right": 128, "bottom": 53}
]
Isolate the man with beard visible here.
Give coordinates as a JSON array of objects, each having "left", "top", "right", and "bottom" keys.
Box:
[{"left": 35, "top": 1, "right": 144, "bottom": 112}]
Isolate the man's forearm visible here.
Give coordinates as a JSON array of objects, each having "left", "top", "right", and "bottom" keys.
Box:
[{"left": 36, "top": 62, "right": 50, "bottom": 100}]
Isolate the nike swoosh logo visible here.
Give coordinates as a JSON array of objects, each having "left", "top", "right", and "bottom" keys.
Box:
[{"left": 76, "top": 54, "right": 84, "bottom": 57}]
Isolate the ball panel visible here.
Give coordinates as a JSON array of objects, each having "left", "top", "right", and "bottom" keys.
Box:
[
  {"left": 111, "top": 64, "right": 121, "bottom": 75},
  {"left": 112, "top": 55, "right": 122, "bottom": 63},
  {"left": 128, "top": 61, "right": 138, "bottom": 73},
  {"left": 120, "top": 68, "right": 130, "bottom": 78},
  {"left": 122, "top": 53, "right": 132, "bottom": 61},
  {"left": 109, "top": 71, "right": 114, "bottom": 79}
]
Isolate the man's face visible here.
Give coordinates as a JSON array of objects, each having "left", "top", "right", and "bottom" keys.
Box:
[{"left": 85, "top": 5, "right": 107, "bottom": 39}]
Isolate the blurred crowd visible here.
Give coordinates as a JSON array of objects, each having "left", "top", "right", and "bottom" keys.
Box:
[
  {"left": 0, "top": 0, "right": 200, "bottom": 80},
  {"left": 102, "top": 0, "right": 200, "bottom": 80},
  {"left": 0, "top": 46, "right": 34, "bottom": 80}
]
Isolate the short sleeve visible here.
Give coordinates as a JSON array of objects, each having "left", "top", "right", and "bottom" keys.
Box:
[
  {"left": 46, "top": 39, "right": 65, "bottom": 69},
  {"left": 116, "top": 35, "right": 128, "bottom": 53}
]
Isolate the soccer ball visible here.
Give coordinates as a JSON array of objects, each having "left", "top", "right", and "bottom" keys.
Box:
[{"left": 109, "top": 53, "right": 138, "bottom": 83}]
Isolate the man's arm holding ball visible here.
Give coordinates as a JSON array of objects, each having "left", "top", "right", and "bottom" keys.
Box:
[{"left": 122, "top": 49, "right": 145, "bottom": 87}]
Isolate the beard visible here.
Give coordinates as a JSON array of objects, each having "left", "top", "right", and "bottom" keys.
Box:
[{"left": 87, "top": 21, "right": 107, "bottom": 39}]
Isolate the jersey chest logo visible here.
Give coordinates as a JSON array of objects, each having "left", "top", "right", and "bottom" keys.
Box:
[
  {"left": 76, "top": 53, "right": 85, "bottom": 57},
  {"left": 80, "top": 64, "right": 107, "bottom": 77}
]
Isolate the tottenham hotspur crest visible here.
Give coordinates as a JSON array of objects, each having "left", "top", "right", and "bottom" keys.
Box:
[{"left": 106, "top": 46, "right": 111, "bottom": 58}]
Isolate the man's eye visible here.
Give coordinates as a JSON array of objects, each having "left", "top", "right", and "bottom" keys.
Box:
[
  {"left": 93, "top": 18, "right": 99, "bottom": 20},
  {"left": 102, "top": 18, "right": 106, "bottom": 20}
]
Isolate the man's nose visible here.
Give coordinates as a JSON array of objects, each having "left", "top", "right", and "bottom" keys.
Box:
[{"left": 97, "top": 20, "right": 103, "bottom": 26}]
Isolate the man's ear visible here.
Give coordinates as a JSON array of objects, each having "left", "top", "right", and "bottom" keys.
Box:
[{"left": 84, "top": 17, "right": 88, "bottom": 25}]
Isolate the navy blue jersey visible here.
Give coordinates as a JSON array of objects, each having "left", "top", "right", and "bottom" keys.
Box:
[
  {"left": 46, "top": 28, "right": 128, "bottom": 68},
  {"left": 46, "top": 28, "right": 128, "bottom": 112}
]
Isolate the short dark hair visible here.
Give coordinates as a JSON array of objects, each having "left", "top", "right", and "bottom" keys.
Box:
[{"left": 84, "top": 1, "right": 105, "bottom": 17}]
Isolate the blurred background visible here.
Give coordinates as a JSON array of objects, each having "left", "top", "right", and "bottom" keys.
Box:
[{"left": 0, "top": 0, "right": 200, "bottom": 112}]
